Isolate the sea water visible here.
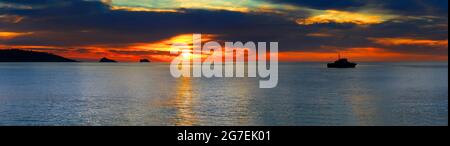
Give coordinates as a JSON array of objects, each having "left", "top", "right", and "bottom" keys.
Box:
[{"left": 0, "top": 62, "right": 447, "bottom": 126}]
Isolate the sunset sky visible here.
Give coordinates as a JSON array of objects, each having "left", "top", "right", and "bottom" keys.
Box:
[{"left": 0, "top": 0, "right": 448, "bottom": 62}]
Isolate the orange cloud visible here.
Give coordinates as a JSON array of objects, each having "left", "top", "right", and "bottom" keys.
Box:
[
  {"left": 306, "top": 33, "right": 333, "bottom": 37},
  {"left": 0, "top": 31, "right": 33, "bottom": 40},
  {"left": 1, "top": 34, "right": 221, "bottom": 62},
  {"left": 369, "top": 38, "right": 449, "bottom": 47},
  {"left": 296, "top": 10, "right": 394, "bottom": 25},
  {"left": 279, "top": 47, "right": 448, "bottom": 62},
  {"left": 110, "top": 6, "right": 179, "bottom": 13}
]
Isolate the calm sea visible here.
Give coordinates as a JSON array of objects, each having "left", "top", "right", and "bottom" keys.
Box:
[{"left": 0, "top": 62, "right": 447, "bottom": 126}]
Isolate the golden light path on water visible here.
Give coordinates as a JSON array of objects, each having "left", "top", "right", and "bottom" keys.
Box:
[{"left": 171, "top": 77, "right": 198, "bottom": 126}]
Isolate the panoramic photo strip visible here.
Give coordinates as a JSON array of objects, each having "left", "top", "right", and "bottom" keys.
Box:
[{"left": 0, "top": 0, "right": 448, "bottom": 145}]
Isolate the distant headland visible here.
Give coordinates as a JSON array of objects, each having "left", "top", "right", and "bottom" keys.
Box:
[
  {"left": 0, "top": 49, "right": 152, "bottom": 63},
  {"left": 0, "top": 49, "right": 78, "bottom": 62}
]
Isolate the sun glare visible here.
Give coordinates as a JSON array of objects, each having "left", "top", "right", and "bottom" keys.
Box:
[{"left": 182, "top": 52, "right": 192, "bottom": 60}]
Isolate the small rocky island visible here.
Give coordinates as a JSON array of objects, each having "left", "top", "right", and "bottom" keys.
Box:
[
  {"left": 99, "top": 57, "right": 117, "bottom": 63},
  {"left": 0, "top": 49, "right": 78, "bottom": 62},
  {"left": 140, "top": 59, "right": 151, "bottom": 63}
]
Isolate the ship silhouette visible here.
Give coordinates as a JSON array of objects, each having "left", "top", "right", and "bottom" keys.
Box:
[{"left": 327, "top": 53, "right": 357, "bottom": 68}]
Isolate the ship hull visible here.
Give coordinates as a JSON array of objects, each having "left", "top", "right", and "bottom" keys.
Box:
[{"left": 327, "top": 63, "right": 357, "bottom": 68}]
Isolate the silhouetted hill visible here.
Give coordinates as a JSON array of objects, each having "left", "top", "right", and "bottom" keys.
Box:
[
  {"left": 0, "top": 49, "right": 78, "bottom": 62},
  {"left": 99, "top": 57, "right": 117, "bottom": 63}
]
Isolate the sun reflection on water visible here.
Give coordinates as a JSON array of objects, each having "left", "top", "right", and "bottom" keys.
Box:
[{"left": 168, "top": 77, "right": 198, "bottom": 126}]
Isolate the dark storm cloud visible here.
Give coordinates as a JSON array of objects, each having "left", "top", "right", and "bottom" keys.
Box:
[
  {"left": 265, "top": 0, "right": 366, "bottom": 10},
  {"left": 0, "top": 0, "right": 448, "bottom": 57},
  {"left": 266, "top": 0, "right": 448, "bottom": 16},
  {"left": 1, "top": 0, "right": 298, "bottom": 46},
  {"left": 375, "top": 0, "right": 448, "bottom": 16}
]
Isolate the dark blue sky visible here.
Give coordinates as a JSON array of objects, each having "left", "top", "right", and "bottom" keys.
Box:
[{"left": 0, "top": 0, "right": 447, "bottom": 61}]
